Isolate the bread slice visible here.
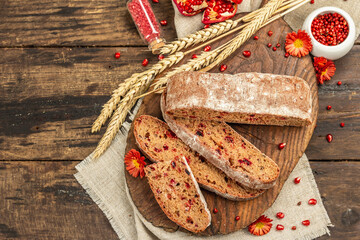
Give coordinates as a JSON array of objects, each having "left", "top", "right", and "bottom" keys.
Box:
[
  {"left": 134, "top": 115, "right": 264, "bottom": 200},
  {"left": 144, "top": 156, "right": 211, "bottom": 233},
  {"left": 165, "top": 71, "right": 312, "bottom": 127},
  {"left": 161, "top": 92, "right": 280, "bottom": 189}
]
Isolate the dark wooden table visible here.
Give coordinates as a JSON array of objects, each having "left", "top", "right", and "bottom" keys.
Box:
[{"left": 0, "top": 1, "right": 359, "bottom": 239}]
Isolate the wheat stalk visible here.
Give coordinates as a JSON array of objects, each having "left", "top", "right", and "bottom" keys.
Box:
[
  {"left": 91, "top": 52, "right": 184, "bottom": 133},
  {"left": 92, "top": 0, "right": 302, "bottom": 158},
  {"left": 159, "top": 0, "right": 301, "bottom": 55}
]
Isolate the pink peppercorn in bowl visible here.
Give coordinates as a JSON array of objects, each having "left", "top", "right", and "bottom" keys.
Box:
[{"left": 302, "top": 7, "right": 356, "bottom": 60}]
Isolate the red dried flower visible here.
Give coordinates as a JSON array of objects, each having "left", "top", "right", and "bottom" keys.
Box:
[
  {"left": 124, "top": 149, "right": 147, "bottom": 178},
  {"left": 285, "top": 29, "right": 313, "bottom": 57},
  {"left": 248, "top": 215, "right": 273, "bottom": 236},
  {"left": 314, "top": 57, "right": 336, "bottom": 84}
]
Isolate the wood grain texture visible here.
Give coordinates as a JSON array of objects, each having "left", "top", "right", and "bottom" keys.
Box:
[
  {"left": 125, "top": 18, "right": 319, "bottom": 235},
  {"left": 0, "top": 161, "right": 119, "bottom": 240},
  {"left": 0, "top": 0, "right": 176, "bottom": 47},
  {"left": 0, "top": 47, "right": 156, "bottom": 160},
  {"left": 306, "top": 45, "right": 360, "bottom": 160},
  {"left": 1, "top": 161, "right": 359, "bottom": 239}
]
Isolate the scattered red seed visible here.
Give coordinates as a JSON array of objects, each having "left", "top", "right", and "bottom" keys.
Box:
[
  {"left": 114, "top": 52, "right": 121, "bottom": 59},
  {"left": 204, "top": 45, "right": 211, "bottom": 52},
  {"left": 310, "top": 0, "right": 314, "bottom": 4},
  {"left": 267, "top": 43, "right": 272, "bottom": 48},
  {"left": 285, "top": 52, "right": 290, "bottom": 58},
  {"left": 220, "top": 64, "right": 227, "bottom": 72},
  {"left": 278, "top": 142, "right": 286, "bottom": 150},
  {"left": 272, "top": 47, "right": 277, "bottom": 51},
  {"left": 297, "top": 201, "right": 302, "bottom": 206},
  {"left": 152, "top": 0, "right": 159, "bottom": 3},
  {"left": 276, "top": 224, "right": 284, "bottom": 231},
  {"left": 235, "top": 216, "right": 240, "bottom": 221},
  {"left": 327, "top": 105, "right": 332, "bottom": 110},
  {"left": 160, "top": 20, "right": 167, "bottom": 26},
  {"left": 243, "top": 50, "right": 251, "bottom": 58},
  {"left": 191, "top": 54, "right": 197, "bottom": 59},
  {"left": 158, "top": 54, "right": 164, "bottom": 60},
  {"left": 292, "top": 226, "right": 297, "bottom": 230},
  {"left": 337, "top": 81, "right": 342, "bottom": 85},
  {"left": 308, "top": 198, "right": 317, "bottom": 205},
  {"left": 276, "top": 212, "right": 285, "bottom": 219},
  {"left": 302, "top": 220, "right": 310, "bottom": 226},
  {"left": 253, "top": 36, "right": 259, "bottom": 40},
  {"left": 213, "top": 208, "right": 218, "bottom": 214},
  {"left": 340, "top": 122, "right": 345, "bottom": 127},
  {"left": 276, "top": 43, "right": 281, "bottom": 48},
  {"left": 326, "top": 134, "right": 333, "bottom": 143},
  {"left": 268, "top": 30, "right": 273, "bottom": 36},
  {"left": 142, "top": 58, "right": 149, "bottom": 66},
  {"left": 204, "top": 24, "right": 210, "bottom": 29},
  {"left": 294, "top": 177, "right": 301, "bottom": 184}
]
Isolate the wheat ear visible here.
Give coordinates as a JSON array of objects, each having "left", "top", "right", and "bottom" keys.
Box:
[
  {"left": 159, "top": 0, "right": 300, "bottom": 55},
  {"left": 91, "top": 52, "right": 184, "bottom": 133}
]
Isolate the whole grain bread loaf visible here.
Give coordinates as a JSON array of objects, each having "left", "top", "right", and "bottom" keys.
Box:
[
  {"left": 144, "top": 156, "right": 211, "bottom": 233},
  {"left": 134, "top": 115, "right": 264, "bottom": 200},
  {"left": 161, "top": 92, "right": 280, "bottom": 189},
  {"left": 165, "top": 71, "right": 312, "bottom": 127}
]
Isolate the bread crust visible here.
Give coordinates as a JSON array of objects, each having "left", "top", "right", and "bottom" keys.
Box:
[
  {"left": 165, "top": 72, "right": 312, "bottom": 127},
  {"left": 161, "top": 92, "right": 279, "bottom": 190},
  {"left": 134, "top": 115, "right": 264, "bottom": 200}
]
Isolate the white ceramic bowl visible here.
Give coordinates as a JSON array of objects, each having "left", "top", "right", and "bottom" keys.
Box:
[{"left": 302, "top": 6, "right": 356, "bottom": 60}]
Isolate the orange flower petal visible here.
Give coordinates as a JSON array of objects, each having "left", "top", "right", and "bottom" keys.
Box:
[
  {"left": 124, "top": 149, "right": 147, "bottom": 178},
  {"left": 285, "top": 29, "right": 313, "bottom": 58},
  {"left": 314, "top": 57, "right": 336, "bottom": 84},
  {"left": 248, "top": 215, "right": 273, "bottom": 236}
]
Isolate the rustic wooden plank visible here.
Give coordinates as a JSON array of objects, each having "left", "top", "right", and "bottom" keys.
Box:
[
  {"left": 311, "top": 161, "right": 360, "bottom": 240},
  {"left": 0, "top": 47, "right": 156, "bottom": 160},
  {"left": 305, "top": 45, "right": 360, "bottom": 160},
  {"left": 0, "top": 160, "right": 358, "bottom": 239},
  {"left": 0, "top": 0, "right": 177, "bottom": 47},
  {"left": 0, "top": 161, "right": 118, "bottom": 240}
]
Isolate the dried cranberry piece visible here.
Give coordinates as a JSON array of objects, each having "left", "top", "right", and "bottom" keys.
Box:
[
  {"left": 225, "top": 136, "right": 234, "bottom": 143},
  {"left": 171, "top": 161, "right": 176, "bottom": 168},
  {"left": 185, "top": 182, "right": 190, "bottom": 188},
  {"left": 186, "top": 216, "right": 194, "bottom": 224},
  {"left": 154, "top": 147, "right": 161, "bottom": 152},
  {"left": 196, "top": 129, "right": 204, "bottom": 136},
  {"left": 239, "top": 158, "right": 252, "bottom": 165},
  {"left": 163, "top": 145, "right": 169, "bottom": 150}
]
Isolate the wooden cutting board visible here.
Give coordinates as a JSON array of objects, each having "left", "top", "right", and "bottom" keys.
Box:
[{"left": 125, "top": 16, "right": 318, "bottom": 236}]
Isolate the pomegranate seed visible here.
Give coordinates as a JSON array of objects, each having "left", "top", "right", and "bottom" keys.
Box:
[
  {"left": 310, "top": 0, "right": 315, "bottom": 4},
  {"left": 204, "top": 45, "right": 211, "bottom": 52},
  {"left": 152, "top": 0, "right": 159, "bottom": 3},
  {"left": 285, "top": 52, "right": 290, "bottom": 58},
  {"left": 276, "top": 224, "right": 284, "bottom": 230},
  {"left": 276, "top": 43, "right": 281, "bottom": 48},
  {"left": 220, "top": 64, "right": 227, "bottom": 72},
  {"left": 276, "top": 212, "right": 285, "bottom": 219},
  {"left": 267, "top": 43, "right": 272, "bottom": 48},
  {"left": 204, "top": 24, "right": 210, "bottom": 29},
  {"left": 142, "top": 58, "right": 149, "bottom": 66},
  {"left": 278, "top": 142, "right": 286, "bottom": 150},
  {"left": 326, "top": 105, "right": 332, "bottom": 110},
  {"left": 337, "top": 81, "right": 342, "bottom": 85},
  {"left": 268, "top": 30, "right": 273, "bottom": 36},
  {"left": 235, "top": 216, "right": 240, "bottom": 221},
  {"left": 243, "top": 50, "right": 251, "bottom": 58},
  {"left": 160, "top": 20, "right": 167, "bottom": 26},
  {"left": 191, "top": 54, "right": 197, "bottom": 59},
  {"left": 340, "top": 122, "right": 345, "bottom": 127},
  {"left": 272, "top": 47, "right": 277, "bottom": 51},
  {"left": 294, "top": 177, "right": 301, "bottom": 184},
  {"left": 114, "top": 52, "right": 121, "bottom": 59},
  {"left": 253, "top": 36, "right": 259, "bottom": 40},
  {"left": 292, "top": 226, "right": 297, "bottom": 230},
  {"left": 308, "top": 198, "right": 317, "bottom": 205},
  {"left": 213, "top": 208, "right": 218, "bottom": 214},
  {"left": 302, "top": 220, "right": 310, "bottom": 226},
  {"left": 158, "top": 54, "right": 164, "bottom": 60},
  {"left": 326, "top": 134, "right": 333, "bottom": 143}
]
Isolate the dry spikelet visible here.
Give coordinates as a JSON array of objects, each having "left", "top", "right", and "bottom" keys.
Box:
[{"left": 91, "top": 52, "right": 184, "bottom": 133}]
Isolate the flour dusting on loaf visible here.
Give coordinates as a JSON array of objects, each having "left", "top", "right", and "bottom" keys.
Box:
[{"left": 165, "top": 72, "right": 312, "bottom": 127}]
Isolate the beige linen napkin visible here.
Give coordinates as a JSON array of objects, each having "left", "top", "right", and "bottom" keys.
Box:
[
  {"left": 75, "top": 99, "right": 332, "bottom": 240},
  {"left": 174, "top": 0, "right": 360, "bottom": 39}
]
